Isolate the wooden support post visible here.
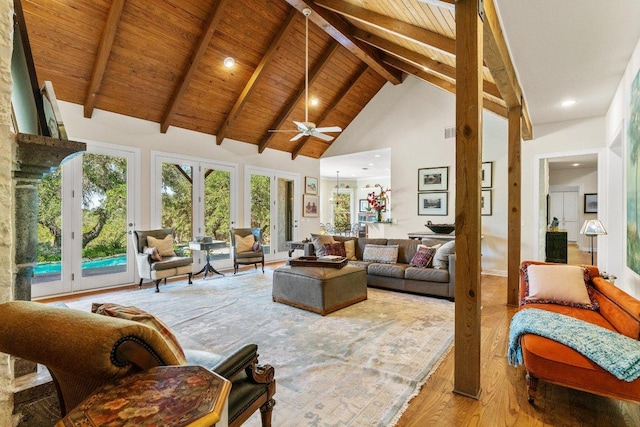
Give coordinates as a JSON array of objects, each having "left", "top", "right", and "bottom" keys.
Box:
[
  {"left": 507, "top": 106, "right": 522, "bottom": 306},
  {"left": 453, "top": 0, "right": 482, "bottom": 399}
]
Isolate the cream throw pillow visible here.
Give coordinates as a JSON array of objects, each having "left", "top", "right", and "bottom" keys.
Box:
[
  {"left": 235, "top": 234, "right": 255, "bottom": 253},
  {"left": 147, "top": 234, "right": 176, "bottom": 257},
  {"left": 526, "top": 264, "right": 591, "bottom": 305}
]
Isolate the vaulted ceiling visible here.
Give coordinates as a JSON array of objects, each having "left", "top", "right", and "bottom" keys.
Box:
[{"left": 20, "top": 0, "right": 525, "bottom": 159}]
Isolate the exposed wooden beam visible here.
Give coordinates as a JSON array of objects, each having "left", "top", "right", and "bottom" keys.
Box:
[
  {"left": 315, "top": 0, "right": 456, "bottom": 56},
  {"left": 482, "top": 0, "right": 533, "bottom": 139},
  {"left": 354, "top": 29, "right": 502, "bottom": 100},
  {"left": 507, "top": 105, "right": 522, "bottom": 307},
  {"left": 83, "top": 0, "right": 125, "bottom": 118},
  {"left": 259, "top": 41, "right": 340, "bottom": 153},
  {"left": 216, "top": 8, "right": 298, "bottom": 145},
  {"left": 454, "top": 0, "right": 482, "bottom": 400},
  {"left": 161, "top": 0, "right": 230, "bottom": 133},
  {"left": 292, "top": 64, "right": 369, "bottom": 159},
  {"left": 383, "top": 55, "right": 507, "bottom": 118},
  {"left": 281, "top": 0, "right": 402, "bottom": 85}
]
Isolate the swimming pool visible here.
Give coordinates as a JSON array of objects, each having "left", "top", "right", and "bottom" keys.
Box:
[{"left": 34, "top": 255, "right": 127, "bottom": 275}]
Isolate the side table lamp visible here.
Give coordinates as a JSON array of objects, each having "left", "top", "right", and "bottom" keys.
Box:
[{"left": 579, "top": 219, "right": 607, "bottom": 265}]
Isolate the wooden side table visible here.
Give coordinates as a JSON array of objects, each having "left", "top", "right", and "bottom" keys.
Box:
[
  {"left": 189, "top": 240, "right": 227, "bottom": 278},
  {"left": 57, "top": 365, "right": 230, "bottom": 427}
]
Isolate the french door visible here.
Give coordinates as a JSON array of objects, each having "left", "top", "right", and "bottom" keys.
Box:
[
  {"left": 245, "top": 167, "right": 298, "bottom": 260},
  {"left": 152, "top": 153, "right": 236, "bottom": 272},
  {"left": 33, "top": 144, "right": 138, "bottom": 298}
]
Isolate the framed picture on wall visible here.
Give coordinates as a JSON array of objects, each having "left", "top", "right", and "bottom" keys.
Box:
[
  {"left": 359, "top": 199, "right": 369, "bottom": 212},
  {"left": 418, "top": 192, "right": 448, "bottom": 216},
  {"left": 305, "top": 176, "right": 318, "bottom": 195},
  {"left": 481, "top": 189, "right": 493, "bottom": 216},
  {"left": 481, "top": 162, "right": 493, "bottom": 188},
  {"left": 303, "top": 194, "right": 319, "bottom": 217},
  {"left": 584, "top": 193, "right": 598, "bottom": 213},
  {"left": 418, "top": 167, "right": 448, "bottom": 192}
]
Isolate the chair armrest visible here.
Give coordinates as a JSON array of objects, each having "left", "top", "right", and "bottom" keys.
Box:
[
  {"left": 135, "top": 252, "right": 153, "bottom": 278},
  {"left": 213, "top": 344, "right": 258, "bottom": 379}
]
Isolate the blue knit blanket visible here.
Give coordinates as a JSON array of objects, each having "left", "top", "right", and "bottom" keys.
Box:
[{"left": 508, "top": 308, "right": 640, "bottom": 382}]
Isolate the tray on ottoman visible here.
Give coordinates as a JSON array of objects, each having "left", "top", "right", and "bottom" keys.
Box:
[{"left": 289, "top": 256, "right": 348, "bottom": 269}]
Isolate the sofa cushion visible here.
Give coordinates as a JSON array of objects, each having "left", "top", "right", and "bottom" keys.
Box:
[
  {"left": 363, "top": 244, "right": 399, "bottom": 264},
  {"left": 405, "top": 267, "right": 450, "bottom": 282},
  {"left": 367, "top": 262, "right": 407, "bottom": 279},
  {"left": 355, "top": 238, "right": 388, "bottom": 260},
  {"left": 147, "top": 234, "right": 176, "bottom": 257},
  {"left": 151, "top": 256, "right": 193, "bottom": 271},
  {"left": 324, "top": 242, "right": 346, "bottom": 257},
  {"left": 409, "top": 246, "right": 438, "bottom": 268},
  {"left": 311, "top": 234, "right": 335, "bottom": 257},
  {"left": 521, "top": 263, "right": 598, "bottom": 310},
  {"left": 387, "top": 239, "right": 421, "bottom": 264},
  {"left": 344, "top": 239, "right": 357, "bottom": 260},
  {"left": 432, "top": 240, "right": 455, "bottom": 269},
  {"left": 348, "top": 260, "right": 372, "bottom": 270}
]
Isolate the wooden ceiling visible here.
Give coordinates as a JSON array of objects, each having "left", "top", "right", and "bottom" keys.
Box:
[{"left": 20, "top": 0, "right": 528, "bottom": 159}]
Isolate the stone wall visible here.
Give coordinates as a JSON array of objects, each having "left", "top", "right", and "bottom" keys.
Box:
[{"left": 0, "top": 0, "right": 15, "bottom": 425}]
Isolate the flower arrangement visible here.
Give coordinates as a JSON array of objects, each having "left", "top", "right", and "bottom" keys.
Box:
[{"left": 367, "top": 185, "right": 391, "bottom": 221}]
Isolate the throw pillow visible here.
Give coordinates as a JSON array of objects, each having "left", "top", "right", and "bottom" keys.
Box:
[
  {"left": 91, "top": 302, "right": 187, "bottom": 364},
  {"left": 235, "top": 233, "right": 255, "bottom": 253},
  {"left": 143, "top": 246, "right": 162, "bottom": 262},
  {"left": 344, "top": 239, "right": 357, "bottom": 260},
  {"left": 363, "top": 244, "right": 399, "bottom": 264},
  {"left": 409, "top": 246, "right": 438, "bottom": 268},
  {"left": 147, "top": 234, "right": 176, "bottom": 257},
  {"left": 432, "top": 240, "right": 455, "bottom": 269},
  {"left": 520, "top": 263, "right": 599, "bottom": 310},
  {"left": 252, "top": 241, "right": 262, "bottom": 252},
  {"left": 311, "top": 233, "right": 335, "bottom": 257},
  {"left": 324, "top": 242, "right": 346, "bottom": 257}
]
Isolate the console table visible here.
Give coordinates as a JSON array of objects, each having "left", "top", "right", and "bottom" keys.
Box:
[
  {"left": 189, "top": 240, "right": 227, "bottom": 278},
  {"left": 57, "top": 365, "right": 230, "bottom": 427}
]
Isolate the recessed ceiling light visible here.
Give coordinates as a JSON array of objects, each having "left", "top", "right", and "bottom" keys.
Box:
[
  {"left": 223, "top": 57, "right": 235, "bottom": 68},
  {"left": 368, "top": 163, "right": 374, "bottom": 166},
  {"left": 573, "top": 163, "right": 580, "bottom": 167},
  {"left": 561, "top": 99, "right": 576, "bottom": 107},
  {"left": 310, "top": 98, "right": 319, "bottom": 106},
  {"left": 374, "top": 154, "right": 381, "bottom": 158}
]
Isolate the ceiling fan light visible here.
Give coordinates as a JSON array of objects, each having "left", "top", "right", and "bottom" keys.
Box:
[
  {"left": 310, "top": 98, "right": 319, "bottom": 106},
  {"left": 223, "top": 57, "right": 235, "bottom": 68}
]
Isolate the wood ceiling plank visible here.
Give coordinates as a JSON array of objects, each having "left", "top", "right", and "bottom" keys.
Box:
[
  {"left": 83, "top": 0, "right": 125, "bottom": 118},
  {"left": 216, "top": 8, "right": 298, "bottom": 145},
  {"left": 160, "top": 0, "right": 231, "bottom": 133},
  {"left": 314, "top": 0, "right": 456, "bottom": 56},
  {"left": 259, "top": 40, "right": 340, "bottom": 152},
  {"left": 292, "top": 63, "right": 369, "bottom": 159},
  {"left": 281, "top": 0, "right": 402, "bottom": 84}
]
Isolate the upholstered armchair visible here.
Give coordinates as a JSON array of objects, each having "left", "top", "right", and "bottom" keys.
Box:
[
  {"left": 0, "top": 301, "right": 276, "bottom": 427},
  {"left": 230, "top": 228, "right": 265, "bottom": 274},
  {"left": 132, "top": 228, "right": 193, "bottom": 292}
]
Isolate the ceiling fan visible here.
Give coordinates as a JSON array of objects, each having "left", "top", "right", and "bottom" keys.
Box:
[{"left": 269, "top": 8, "right": 342, "bottom": 142}]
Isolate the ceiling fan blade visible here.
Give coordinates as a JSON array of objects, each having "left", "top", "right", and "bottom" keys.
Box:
[
  {"left": 314, "top": 126, "right": 342, "bottom": 133},
  {"left": 312, "top": 132, "right": 335, "bottom": 142},
  {"left": 290, "top": 132, "right": 305, "bottom": 141},
  {"left": 293, "top": 120, "right": 312, "bottom": 132},
  {"left": 268, "top": 129, "right": 299, "bottom": 133}
]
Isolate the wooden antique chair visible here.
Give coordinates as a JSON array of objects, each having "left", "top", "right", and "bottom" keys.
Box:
[{"left": 230, "top": 228, "right": 265, "bottom": 274}]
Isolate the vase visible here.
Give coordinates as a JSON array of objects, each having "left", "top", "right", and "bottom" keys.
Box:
[{"left": 376, "top": 210, "right": 382, "bottom": 222}]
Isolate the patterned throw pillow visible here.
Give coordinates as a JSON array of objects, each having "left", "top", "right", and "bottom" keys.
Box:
[
  {"left": 323, "top": 242, "right": 346, "bottom": 257},
  {"left": 363, "top": 244, "right": 399, "bottom": 264},
  {"left": 409, "top": 246, "right": 438, "bottom": 268},
  {"left": 91, "top": 302, "right": 187, "bottom": 364},
  {"left": 235, "top": 234, "right": 255, "bottom": 253},
  {"left": 143, "top": 246, "right": 162, "bottom": 261},
  {"left": 147, "top": 234, "right": 176, "bottom": 257},
  {"left": 520, "top": 263, "right": 599, "bottom": 310}
]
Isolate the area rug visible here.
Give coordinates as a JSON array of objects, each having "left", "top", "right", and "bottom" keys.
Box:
[{"left": 64, "top": 269, "right": 454, "bottom": 426}]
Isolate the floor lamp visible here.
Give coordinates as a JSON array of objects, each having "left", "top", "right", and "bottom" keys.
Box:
[{"left": 579, "top": 219, "right": 607, "bottom": 265}]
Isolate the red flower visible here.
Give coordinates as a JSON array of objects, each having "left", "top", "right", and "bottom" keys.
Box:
[{"left": 366, "top": 185, "right": 390, "bottom": 212}]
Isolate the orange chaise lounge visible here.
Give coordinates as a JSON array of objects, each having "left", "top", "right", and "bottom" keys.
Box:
[{"left": 510, "top": 260, "right": 640, "bottom": 404}]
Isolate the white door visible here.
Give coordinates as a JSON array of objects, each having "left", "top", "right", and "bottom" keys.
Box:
[{"left": 550, "top": 191, "right": 579, "bottom": 241}]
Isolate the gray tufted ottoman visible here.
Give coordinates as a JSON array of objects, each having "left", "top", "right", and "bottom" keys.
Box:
[{"left": 272, "top": 264, "right": 367, "bottom": 315}]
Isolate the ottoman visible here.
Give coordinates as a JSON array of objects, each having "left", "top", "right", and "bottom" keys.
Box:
[{"left": 272, "top": 264, "right": 367, "bottom": 315}]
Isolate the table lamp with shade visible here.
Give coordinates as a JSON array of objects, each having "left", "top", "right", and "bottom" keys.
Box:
[{"left": 579, "top": 219, "right": 607, "bottom": 265}]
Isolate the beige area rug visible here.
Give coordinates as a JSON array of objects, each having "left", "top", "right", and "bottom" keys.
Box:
[{"left": 65, "top": 269, "right": 454, "bottom": 426}]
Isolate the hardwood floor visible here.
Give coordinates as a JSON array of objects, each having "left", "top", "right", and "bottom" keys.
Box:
[{"left": 395, "top": 273, "right": 640, "bottom": 427}]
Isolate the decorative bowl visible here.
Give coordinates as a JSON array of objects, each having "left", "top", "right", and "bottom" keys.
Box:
[{"left": 425, "top": 221, "right": 455, "bottom": 234}]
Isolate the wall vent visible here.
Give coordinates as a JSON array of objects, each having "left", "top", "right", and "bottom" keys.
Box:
[{"left": 444, "top": 126, "right": 455, "bottom": 139}]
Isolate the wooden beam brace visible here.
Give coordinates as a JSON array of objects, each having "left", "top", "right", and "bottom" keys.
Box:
[
  {"left": 216, "top": 8, "right": 298, "bottom": 145},
  {"left": 482, "top": 0, "right": 533, "bottom": 139},
  {"left": 315, "top": 0, "right": 456, "bottom": 56},
  {"left": 382, "top": 55, "right": 506, "bottom": 118},
  {"left": 507, "top": 105, "right": 522, "bottom": 307},
  {"left": 161, "top": 0, "right": 230, "bottom": 133},
  {"left": 83, "top": 0, "right": 125, "bottom": 118},
  {"left": 453, "top": 0, "right": 482, "bottom": 400},
  {"left": 292, "top": 64, "right": 369, "bottom": 159},
  {"left": 281, "top": 0, "right": 402, "bottom": 85},
  {"left": 259, "top": 41, "right": 340, "bottom": 153},
  {"left": 355, "top": 29, "right": 501, "bottom": 99}
]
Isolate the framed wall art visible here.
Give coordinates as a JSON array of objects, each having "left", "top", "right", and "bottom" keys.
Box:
[
  {"left": 481, "top": 162, "right": 493, "bottom": 188},
  {"left": 481, "top": 189, "right": 493, "bottom": 216},
  {"left": 359, "top": 199, "right": 369, "bottom": 212},
  {"left": 584, "top": 193, "right": 597, "bottom": 213},
  {"left": 303, "top": 194, "right": 319, "bottom": 217},
  {"left": 418, "top": 166, "right": 448, "bottom": 192},
  {"left": 418, "top": 192, "right": 448, "bottom": 216},
  {"left": 305, "top": 176, "right": 318, "bottom": 195}
]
